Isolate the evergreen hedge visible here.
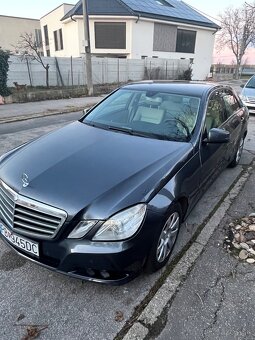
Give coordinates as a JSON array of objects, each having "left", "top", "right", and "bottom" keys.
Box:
[{"left": 0, "top": 49, "right": 11, "bottom": 96}]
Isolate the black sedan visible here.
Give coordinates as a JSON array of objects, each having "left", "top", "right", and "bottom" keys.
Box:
[{"left": 0, "top": 82, "right": 248, "bottom": 284}]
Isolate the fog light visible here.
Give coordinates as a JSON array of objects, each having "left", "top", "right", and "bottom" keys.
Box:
[
  {"left": 86, "top": 268, "right": 95, "bottom": 276},
  {"left": 100, "top": 270, "right": 110, "bottom": 279}
]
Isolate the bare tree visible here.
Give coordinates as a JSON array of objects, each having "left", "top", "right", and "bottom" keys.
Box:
[
  {"left": 245, "top": 2, "right": 255, "bottom": 9},
  {"left": 16, "top": 33, "right": 50, "bottom": 87},
  {"left": 217, "top": 3, "right": 255, "bottom": 79}
]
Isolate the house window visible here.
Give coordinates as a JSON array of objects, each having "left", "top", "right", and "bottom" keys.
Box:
[
  {"left": 43, "top": 25, "right": 49, "bottom": 46},
  {"left": 153, "top": 23, "right": 177, "bottom": 52},
  {"left": 176, "top": 29, "right": 196, "bottom": 53},
  {"left": 54, "top": 29, "right": 64, "bottom": 51},
  {"left": 95, "top": 22, "right": 126, "bottom": 49},
  {"left": 35, "top": 29, "right": 42, "bottom": 47}
]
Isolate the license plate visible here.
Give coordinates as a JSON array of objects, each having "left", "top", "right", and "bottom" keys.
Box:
[{"left": 0, "top": 222, "right": 39, "bottom": 257}]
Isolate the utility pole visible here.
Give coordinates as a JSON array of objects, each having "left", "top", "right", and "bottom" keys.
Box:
[{"left": 82, "top": 0, "right": 93, "bottom": 95}]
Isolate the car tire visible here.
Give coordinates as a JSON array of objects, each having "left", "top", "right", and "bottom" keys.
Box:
[
  {"left": 145, "top": 203, "right": 182, "bottom": 274},
  {"left": 228, "top": 136, "right": 244, "bottom": 168}
]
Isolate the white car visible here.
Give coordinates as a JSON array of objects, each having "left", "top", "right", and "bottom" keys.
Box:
[{"left": 240, "top": 75, "right": 255, "bottom": 114}]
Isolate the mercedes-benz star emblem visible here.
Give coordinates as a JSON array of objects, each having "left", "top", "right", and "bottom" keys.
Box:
[{"left": 21, "top": 173, "right": 29, "bottom": 188}]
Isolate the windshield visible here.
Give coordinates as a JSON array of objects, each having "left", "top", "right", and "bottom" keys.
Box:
[
  {"left": 83, "top": 89, "right": 201, "bottom": 142},
  {"left": 246, "top": 76, "right": 255, "bottom": 89}
]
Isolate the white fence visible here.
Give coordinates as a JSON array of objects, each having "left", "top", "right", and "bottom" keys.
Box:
[{"left": 7, "top": 56, "right": 190, "bottom": 87}]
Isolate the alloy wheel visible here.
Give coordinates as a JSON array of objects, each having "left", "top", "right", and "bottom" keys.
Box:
[{"left": 156, "top": 212, "right": 180, "bottom": 263}]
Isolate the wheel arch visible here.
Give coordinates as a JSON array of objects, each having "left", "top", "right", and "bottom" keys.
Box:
[{"left": 175, "top": 196, "right": 189, "bottom": 221}]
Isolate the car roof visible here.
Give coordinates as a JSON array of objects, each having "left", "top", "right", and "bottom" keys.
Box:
[{"left": 121, "top": 81, "right": 231, "bottom": 97}]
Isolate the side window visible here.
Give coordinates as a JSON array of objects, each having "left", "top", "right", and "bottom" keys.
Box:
[
  {"left": 222, "top": 91, "right": 241, "bottom": 118},
  {"left": 205, "top": 91, "right": 225, "bottom": 131}
]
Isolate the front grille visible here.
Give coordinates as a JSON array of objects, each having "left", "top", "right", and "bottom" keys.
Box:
[
  {"left": 0, "top": 180, "right": 67, "bottom": 239},
  {"left": 0, "top": 181, "right": 15, "bottom": 229}
]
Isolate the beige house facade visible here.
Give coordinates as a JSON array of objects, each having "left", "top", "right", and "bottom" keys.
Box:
[{"left": 0, "top": 15, "right": 41, "bottom": 52}]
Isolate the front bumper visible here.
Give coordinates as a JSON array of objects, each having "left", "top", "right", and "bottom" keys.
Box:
[
  {"left": 0, "top": 211, "right": 162, "bottom": 285},
  {"left": 0, "top": 235, "right": 138, "bottom": 284}
]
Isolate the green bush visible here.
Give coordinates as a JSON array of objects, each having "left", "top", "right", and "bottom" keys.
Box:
[{"left": 0, "top": 49, "right": 11, "bottom": 96}]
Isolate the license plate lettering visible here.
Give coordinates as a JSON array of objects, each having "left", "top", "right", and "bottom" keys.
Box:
[{"left": 0, "top": 222, "right": 39, "bottom": 257}]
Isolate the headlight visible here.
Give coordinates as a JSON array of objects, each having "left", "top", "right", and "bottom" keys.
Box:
[
  {"left": 68, "top": 220, "right": 97, "bottom": 239},
  {"left": 93, "top": 204, "right": 146, "bottom": 241},
  {"left": 240, "top": 94, "right": 248, "bottom": 102}
]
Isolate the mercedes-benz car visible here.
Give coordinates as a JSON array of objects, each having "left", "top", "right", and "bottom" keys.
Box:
[{"left": 0, "top": 82, "right": 248, "bottom": 284}]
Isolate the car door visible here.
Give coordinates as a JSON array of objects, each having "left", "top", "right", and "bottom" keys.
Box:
[
  {"left": 221, "top": 89, "right": 245, "bottom": 162},
  {"left": 199, "top": 89, "right": 229, "bottom": 192}
]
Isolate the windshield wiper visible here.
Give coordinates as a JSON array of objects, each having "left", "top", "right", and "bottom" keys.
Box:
[
  {"left": 164, "top": 118, "right": 191, "bottom": 141},
  {"left": 107, "top": 126, "right": 165, "bottom": 140},
  {"left": 175, "top": 118, "right": 191, "bottom": 140},
  {"left": 107, "top": 126, "right": 134, "bottom": 134}
]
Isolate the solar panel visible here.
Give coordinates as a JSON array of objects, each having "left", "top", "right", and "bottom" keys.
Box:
[
  {"left": 121, "top": 0, "right": 216, "bottom": 26},
  {"left": 62, "top": 0, "right": 218, "bottom": 29}
]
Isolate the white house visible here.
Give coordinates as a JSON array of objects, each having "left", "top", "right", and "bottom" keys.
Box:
[{"left": 40, "top": 0, "right": 220, "bottom": 80}]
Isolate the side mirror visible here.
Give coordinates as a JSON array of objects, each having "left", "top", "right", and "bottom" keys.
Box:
[
  {"left": 240, "top": 84, "right": 244, "bottom": 88},
  {"left": 205, "top": 128, "right": 230, "bottom": 143}
]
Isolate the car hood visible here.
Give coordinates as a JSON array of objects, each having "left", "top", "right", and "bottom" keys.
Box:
[{"left": 0, "top": 122, "right": 192, "bottom": 220}]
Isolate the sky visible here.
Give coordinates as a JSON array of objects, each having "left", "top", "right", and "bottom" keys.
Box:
[
  {"left": 0, "top": 0, "right": 246, "bottom": 20},
  {"left": 184, "top": 0, "right": 245, "bottom": 20},
  {"left": 0, "top": 0, "right": 78, "bottom": 19},
  {"left": 0, "top": 0, "right": 252, "bottom": 64}
]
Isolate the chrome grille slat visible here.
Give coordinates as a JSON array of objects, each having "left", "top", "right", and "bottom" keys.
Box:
[
  {"left": 0, "top": 180, "right": 67, "bottom": 239},
  {"left": 14, "top": 221, "right": 54, "bottom": 235},
  {"left": 0, "top": 184, "right": 15, "bottom": 200},
  {"left": 0, "top": 206, "right": 13, "bottom": 228},
  {"left": 14, "top": 214, "right": 57, "bottom": 229},
  {"left": 15, "top": 206, "right": 61, "bottom": 224},
  {"left": 0, "top": 188, "right": 15, "bottom": 209},
  {"left": 0, "top": 197, "right": 14, "bottom": 216},
  {"left": 0, "top": 183, "right": 15, "bottom": 228}
]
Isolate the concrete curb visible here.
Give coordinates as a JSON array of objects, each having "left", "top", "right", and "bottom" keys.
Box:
[{"left": 122, "top": 165, "right": 253, "bottom": 340}]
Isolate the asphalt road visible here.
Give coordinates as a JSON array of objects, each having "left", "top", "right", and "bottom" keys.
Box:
[
  {"left": 0, "top": 110, "right": 83, "bottom": 135},
  {"left": 0, "top": 114, "right": 254, "bottom": 340}
]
